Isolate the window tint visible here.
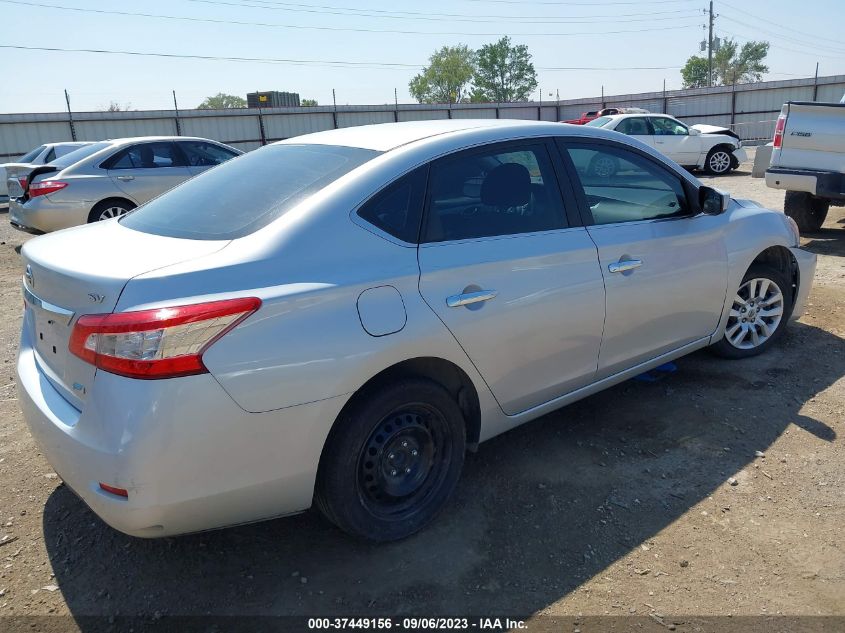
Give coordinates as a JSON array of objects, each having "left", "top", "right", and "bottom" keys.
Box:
[
  {"left": 423, "top": 143, "right": 567, "bottom": 243},
  {"left": 651, "top": 117, "right": 688, "bottom": 136},
  {"left": 18, "top": 145, "right": 46, "bottom": 163},
  {"left": 105, "top": 142, "right": 186, "bottom": 170},
  {"left": 358, "top": 167, "right": 427, "bottom": 243},
  {"left": 180, "top": 141, "right": 239, "bottom": 167},
  {"left": 565, "top": 144, "right": 688, "bottom": 225},
  {"left": 121, "top": 144, "right": 379, "bottom": 240},
  {"left": 615, "top": 117, "right": 651, "bottom": 136},
  {"left": 44, "top": 148, "right": 56, "bottom": 163}
]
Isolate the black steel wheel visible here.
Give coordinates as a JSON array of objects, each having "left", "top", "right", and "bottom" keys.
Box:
[{"left": 316, "top": 378, "right": 466, "bottom": 541}]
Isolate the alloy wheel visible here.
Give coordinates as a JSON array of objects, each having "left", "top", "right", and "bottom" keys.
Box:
[
  {"left": 708, "top": 150, "right": 731, "bottom": 174},
  {"left": 725, "top": 277, "right": 784, "bottom": 350},
  {"left": 97, "top": 206, "right": 129, "bottom": 221}
]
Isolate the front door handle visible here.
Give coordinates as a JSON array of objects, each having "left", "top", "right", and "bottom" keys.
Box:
[
  {"left": 447, "top": 289, "right": 498, "bottom": 308},
  {"left": 608, "top": 259, "right": 643, "bottom": 273},
  {"left": 116, "top": 175, "right": 135, "bottom": 181}
]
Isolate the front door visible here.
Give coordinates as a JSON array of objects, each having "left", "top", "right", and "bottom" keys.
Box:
[
  {"left": 560, "top": 140, "right": 728, "bottom": 378},
  {"left": 107, "top": 141, "right": 192, "bottom": 205},
  {"left": 417, "top": 140, "right": 606, "bottom": 415},
  {"left": 649, "top": 116, "right": 702, "bottom": 165}
]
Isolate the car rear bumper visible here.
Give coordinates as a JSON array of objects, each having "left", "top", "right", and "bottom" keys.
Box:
[
  {"left": 9, "top": 196, "right": 91, "bottom": 233},
  {"left": 16, "top": 323, "right": 347, "bottom": 537},
  {"left": 765, "top": 167, "right": 845, "bottom": 200},
  {"left": 790, "top": 246, "right": 816, "bottom": 322}
]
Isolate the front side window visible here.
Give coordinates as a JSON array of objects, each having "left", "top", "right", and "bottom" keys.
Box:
[
  {"left": 651, "top": 117, "right": 689, "bottom": 136},
  {"left": 105, "top": 142, "right": 186, "bottom": 170},
  {"left": 615, "top": 117, "right": 652, "bottom": 136},
  {"left": 357, "top": 167, "right": 427, "bottom": 243},
  {"left": 565, "top": 143, "right": 688, "bottom": 225},
  {"left": 180, "top": 141, "right": 239, "bottom": 167},
  {"left": 423, "top": 143, "right": 567, "bottom": 243},
  {"left": 121, "top": 144, "right": 379, "bottom": 240}
]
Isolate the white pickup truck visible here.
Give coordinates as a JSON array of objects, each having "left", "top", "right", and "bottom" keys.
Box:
[{"left": 765, "top": 100, "right": 845, "bottom": 231}]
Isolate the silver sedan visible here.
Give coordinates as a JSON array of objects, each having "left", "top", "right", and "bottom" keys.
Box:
[
  {"left": 10, "top": 136, "right": 241, "bottom": 233},
  {"left": 16, "top": 120, "right": 815, "bottom": 541}
]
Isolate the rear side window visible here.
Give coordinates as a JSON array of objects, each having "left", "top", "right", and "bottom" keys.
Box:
[
  {"left": 357, "top": 167, "right": 427, "bottom": 243},
  {"left": 180, "top": 141, "right": 239, "bottom": 167},
  {"left": 121, "top": 144, "right": 380, "bottom": 240},
  {"left": 615, "top": 118, "right": 652, "bottom": 135},
  {"left": 104, "top": 142, "right": 186, "bottom": 169},
  {"left": 423, "top": 142, "right": 568, "bottom": 243}
]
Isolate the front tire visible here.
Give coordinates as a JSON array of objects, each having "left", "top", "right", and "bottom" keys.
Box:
[
  {"left": 315, "top": 379, "right": 466, "bottom": 541},
  {"left": 784, "top": 191, "right": 829, "bottom": 232},
  {"left": 705, "top": 147, "right": 733, "bottom": 175},
  {"left": 88, "top": 199, "right": 135, "bottom": 223},
  {"left": 710, "top": 264, "right": 794, "bottom": 359}
]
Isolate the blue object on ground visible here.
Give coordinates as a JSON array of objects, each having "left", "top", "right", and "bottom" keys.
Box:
[{"left": 633, "top": 361, "right": 678, "bottom": 382}]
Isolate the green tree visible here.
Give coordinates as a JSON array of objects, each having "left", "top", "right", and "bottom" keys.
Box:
[
  {"left": 681, "top": 39, "right": 769, "bottom": 88},
  {"left": 472, "top": 37, "right": 538, "bottom": 103},
  {"left": 301, "top": 98, "right": 318, "bottom": 106},
  {"left": 680, "top": 56, "right": 710, "bottom": 89},
  {"left": 197, "top": 93, "right": 247, "bottom": 109},
  {"left": 409, "top": 44, "right": 476, "bottom": 104}
]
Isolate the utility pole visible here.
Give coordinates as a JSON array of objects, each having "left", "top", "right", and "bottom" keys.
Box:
[
  {"left": 813, "top": 62, "right": 819, "bottom": 101},
  {"left": 707, "top": 0, "right": 715, "bottom": 87},
  {"left": 172, "top": 90, "right": 182, "bottom": 136},
  {"left": 64, "top": 89, "right": 77, "bottom": 141}
]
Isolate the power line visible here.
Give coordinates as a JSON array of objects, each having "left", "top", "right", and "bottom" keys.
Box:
[
  {"left": 458, "top": 0, "right": 696, "bottom": 5},
  {"left": 719, "top": 30, "right": 845, "bottom": 61},
  {"left": 718, "top": 0, "right": 843, "bottom": 47},
  {"left": 0, "top": 0, "right": 702, "bottom": 37},
  {"left": 719, "top": 14, "right": 845, "bottom": 56},
  {"left": 0, "top": 44, "right": 683, "bottom": 71},
  {"left": 188, "top": 0, "right": 700, "bottom": 22}
]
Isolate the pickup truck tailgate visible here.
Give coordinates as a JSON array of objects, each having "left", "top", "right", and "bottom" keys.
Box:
[{"left": 771, "top": 102, "right": 845, "bottom": 173}]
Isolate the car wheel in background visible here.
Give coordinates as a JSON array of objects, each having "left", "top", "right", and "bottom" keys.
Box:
[
  {"left": 88, "top": 199, "right": 136, "bottom": 223},
  {"left": 315, "top": 378, "right": 466, "bottom": 541},
  {"left": 588, "top": 154, "right": 619, "bottom": 178},
  {"left": 705, "top": 147, "right": 733, "bottom": 175},
  {"left": 710, "top": 264, "right": 794, "bottom": 359},
  {"left": 784, "top": 191, "right": 829, "bottom": 232}
]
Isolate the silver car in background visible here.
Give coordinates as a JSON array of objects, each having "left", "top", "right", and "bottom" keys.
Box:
[
  {"left": 17, "top": 120, "right": 815, "bottom": 542},
  {"left": 10, "top": 136, "right": 241, "bottom": 233},
  {"left": 1, "top": 141, "right": 92, "bottom": 205}
]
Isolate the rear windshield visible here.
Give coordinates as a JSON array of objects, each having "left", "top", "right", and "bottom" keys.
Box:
[
  {"left": 18, "top": 145, "right": 46, "bottom": 163},
  {"left": 51, "top": 142, "right": 112, "bottom": 168},
  {"left": 121, "top": 144, "right": 380, "bottom": 240},
  {"left": 585, "top": 116, "right": 613, "bottom": 127}
]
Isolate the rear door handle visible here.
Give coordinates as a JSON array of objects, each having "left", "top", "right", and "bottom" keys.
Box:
[
  {"left": 608, "top": 259, "right": 643, "bottom": 273},
  {"left": 447, "top": 290, "right": 498, "bottom": 308},
  {"left": 116, "top": 175, "right": 135, "bottom": 181}
]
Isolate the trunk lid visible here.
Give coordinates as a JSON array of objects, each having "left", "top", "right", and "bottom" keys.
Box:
[
  {"left": 21, "top": 219, "right": 230, "bottom": 410},
  {"left": 4, "top": 163, "right": 42, "bottom": 198}
]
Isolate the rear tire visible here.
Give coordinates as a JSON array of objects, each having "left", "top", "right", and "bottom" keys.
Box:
[
  {"left": 315, "top": 378, "right": 466, "bottom": 542},
  {"left": 710, "top": 264, "right": 794, "bottom": 359},
  {"left": 784, "top": 191, "right": 829, "bottom": 232},
  {"left": 88, "top": 199, "right": 135, "bottom": 223}
]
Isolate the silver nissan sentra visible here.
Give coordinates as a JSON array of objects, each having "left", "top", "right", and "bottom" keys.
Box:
[
  {"left": 17, "top": 120, "right": 815, "bottom": 541},
  {"left": 10, "top": 136, "right": 241, "bottom": 234}
]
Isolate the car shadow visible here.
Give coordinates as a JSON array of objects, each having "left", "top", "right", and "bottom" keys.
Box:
[{"left": 42, "top": 321, "right": 843, "bottom": 627}]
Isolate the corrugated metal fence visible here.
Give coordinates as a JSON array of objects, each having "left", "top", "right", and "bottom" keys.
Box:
[{"left": 2, "top": 75, "right": 844, "bottom": 159}]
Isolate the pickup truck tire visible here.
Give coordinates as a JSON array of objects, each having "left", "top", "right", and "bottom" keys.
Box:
[
  {"left": 705, "top": 146, "right": 734, "bottom": 175},
  {"left": 784, "top": 191, "right": 829, "bottom": 232}
]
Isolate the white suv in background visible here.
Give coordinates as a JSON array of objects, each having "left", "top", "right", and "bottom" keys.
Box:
[{"left": 587, "top": 113, "right": 747, "bottom": 175}]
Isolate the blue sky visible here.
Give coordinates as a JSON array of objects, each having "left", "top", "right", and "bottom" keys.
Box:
[{"left": 0, "top": 0, "right": 842, "bottom": 113}]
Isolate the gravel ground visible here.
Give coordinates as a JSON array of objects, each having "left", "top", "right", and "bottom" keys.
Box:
[{"left": 0, "top": 156, "right": 843, "bottom": 632}]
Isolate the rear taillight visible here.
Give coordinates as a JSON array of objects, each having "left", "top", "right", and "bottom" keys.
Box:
[
  {"left": 773, "top": 114, "right": 786, "bottom": 148},
  {"left": 28, "top": 180, "right": 68, "bottom": 198},
  {"left": 17, "top": 177, "right": 27, "bottom": 189},
  {"left": 69, "top": 297, "right": 261, "bottom": 379}
]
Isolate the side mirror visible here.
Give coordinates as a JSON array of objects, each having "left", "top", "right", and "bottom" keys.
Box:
[
  {"left": 689, "top": 128, "right": 702, "bottom": 136},
  {"left": 700, "top": 186, "right": 730, "bottom": 215}
]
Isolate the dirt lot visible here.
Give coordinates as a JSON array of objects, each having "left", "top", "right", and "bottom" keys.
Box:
[{"left": 0, "top": 158, "right": 843, "bottom": 632}]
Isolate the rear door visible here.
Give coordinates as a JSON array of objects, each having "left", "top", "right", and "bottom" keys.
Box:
[
  {"left": 612, "top": 117, "right": 656, "bottom": 149},
  {"left": 179, "top": 140, "right": 241, "bottom": 176},
  {"left": 105, "top": 141, "right": 191, "bottom": 204},
  {"left": 417, "top": 139, "right": 605, "bottom": 415},
  {"left": 650, "top": 116, "right": 702, "bottom": 165},
  {"left": 558, "top": 139, "right": 728, "bottom": 378}
]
